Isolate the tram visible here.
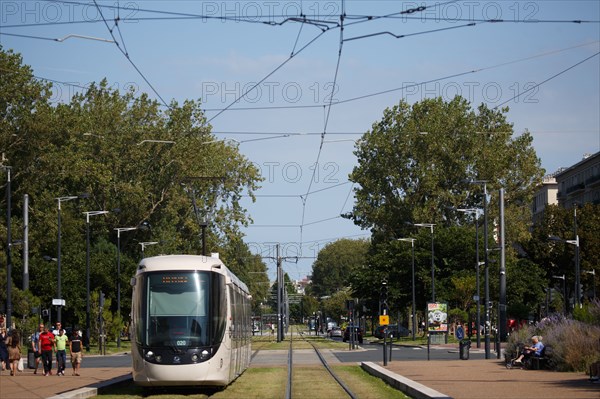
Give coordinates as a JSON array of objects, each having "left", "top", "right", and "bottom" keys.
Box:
[{"left": 130, "top": 254, "right": 252, "bottom": 387}]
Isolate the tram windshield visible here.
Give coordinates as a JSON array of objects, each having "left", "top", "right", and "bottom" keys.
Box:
[{"left": 137, "top": 271, "right": 226, "bottom": 348}]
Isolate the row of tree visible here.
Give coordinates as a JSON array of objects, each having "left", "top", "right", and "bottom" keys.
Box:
[
  {"left": 0, "top": 47, "right": 269, "bottom": 339},
  {"left": 308, "top": 97, "right": 599, "bottom": 327}
]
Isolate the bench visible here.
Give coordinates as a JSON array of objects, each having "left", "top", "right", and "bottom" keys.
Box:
[{"left": 530, "top": 346, "right": 551, "bottom": 370}]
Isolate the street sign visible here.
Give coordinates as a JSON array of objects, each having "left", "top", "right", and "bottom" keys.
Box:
[
  {"left": 379, "top": 315, "right": 389, "bottom": 325},
  {"left": 456, "top": 325, "right": 465, "bottom": 340},
  {"left": 52, "top": 299, "right": 66, "bottom": 306}
]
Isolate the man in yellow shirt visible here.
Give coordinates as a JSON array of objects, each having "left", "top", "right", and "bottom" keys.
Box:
[{"left": 54, "top": 329, "right": 68, "bottom": 376}]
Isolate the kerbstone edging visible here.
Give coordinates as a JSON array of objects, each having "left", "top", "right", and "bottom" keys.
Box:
[
  {"left": 47, "top": 373, "right": 133, "bottom": 399},
  {"left": 361, "top": 361, "right": 453, "bottom": 399}
]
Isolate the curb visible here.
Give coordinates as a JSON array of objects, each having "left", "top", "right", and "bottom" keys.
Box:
[
  {"left": 47, "top": 373, "right": 133, "bottom": 399},
  {"left": 361, "top": 361, "right": 452, "bottom": 399}
]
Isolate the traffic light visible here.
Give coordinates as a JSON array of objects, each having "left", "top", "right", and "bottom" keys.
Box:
[{"left": 380, "top": 282, "right": 389, "bottom": 314}]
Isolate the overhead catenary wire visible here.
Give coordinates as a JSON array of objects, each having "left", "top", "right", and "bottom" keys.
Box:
[
  {"left": 91, "top": 0, "right": 170, "bottom": 108},
  {"left": 3, "top": 1, "right": 598, "bottom": 280},
  {"left": 494, "top": 51, "right": 600, "bottom": 109}
]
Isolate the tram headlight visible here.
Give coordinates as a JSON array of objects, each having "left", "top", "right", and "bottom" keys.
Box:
[
  {"left": 155, "top": 355, "right": 163, "bottom": 363},
  {"left": 191, "top": 353, "right": 199, "bottom": 362},
  {"left": 145, "top": 351, "right": 154, "bottom": 361},
  {"left": 200, "top": 350, "right": 210, "bottom": 360}
]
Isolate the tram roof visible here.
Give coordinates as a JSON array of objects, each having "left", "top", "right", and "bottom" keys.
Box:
[{"left": 138, "top": 254, "right": 249, "bottom": 294}]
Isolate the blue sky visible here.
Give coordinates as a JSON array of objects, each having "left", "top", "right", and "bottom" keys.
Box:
[{"left": 1, "top": 1, "right": 599, "bottom": 281}]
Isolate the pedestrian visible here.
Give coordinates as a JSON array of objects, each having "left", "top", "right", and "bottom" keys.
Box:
[
  {"left": 514, "top": 335, "right": 544, "bottom": 364},
  {"left": 69, "top": 330, "right": 83, "bottom": 376},
  {"left": 31, "top": 323, "right": 44, "bottom": 374},
  {"left": 6, "top": 330, "right": 21, "bottom": 376},
  {"left": 39, "top": 325, "right": 55, "bottom": 376},
  {"left": 0, "top": 327, "right": 9, "bottom": 372},
  {"left": 54, "top": 328, "right": 68, "bottom": 376}
]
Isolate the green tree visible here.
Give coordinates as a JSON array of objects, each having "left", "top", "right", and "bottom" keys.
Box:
[
  {"left": 525, "top": 203, "right": 600, "bottom": 306},
  {"left": 310, "top": 238, "right": 369, "bottom": 298},
  {"left": 347, "top": 97, "right": 544, "bottom": 322},
  {"left": 0, "top": 47, "right": 262, "bottom": 332}
]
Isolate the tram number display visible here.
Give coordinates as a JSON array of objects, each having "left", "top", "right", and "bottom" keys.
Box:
[
  {"left": 176, "top": 340, "right": 187, "bottom": 346},
  {"left": 162, "top": 276, "right": 189, "bottom": 283}
]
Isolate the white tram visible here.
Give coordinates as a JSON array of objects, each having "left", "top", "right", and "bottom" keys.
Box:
[{"left": 130, "top": 255, "right": 252, "bottom": 386}]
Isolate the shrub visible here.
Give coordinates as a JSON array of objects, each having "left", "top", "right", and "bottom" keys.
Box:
[{"left": 506, "top": 308, "right": 600, "bottom": 372}]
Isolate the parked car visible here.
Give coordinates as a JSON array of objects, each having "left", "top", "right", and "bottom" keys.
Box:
[
  {"left": 374, "top": 324, "right": 410, "bottom": 339},
  {"left": 329, "top": 327, "right": 342, "bottom": 338},
  {"left": 342, "top": 326, "right": 363, "bottom": 344}
]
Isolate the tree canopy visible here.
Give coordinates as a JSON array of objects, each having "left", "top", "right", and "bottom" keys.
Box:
[
  {"left": 0, "top": 46, "right": 266, "bottom": 334},
  {"left": 345, "top": 96, "right": 546, "bottom": 324},
  {"left": 309, "top": 238, "right": 369, "bottom": 298}
]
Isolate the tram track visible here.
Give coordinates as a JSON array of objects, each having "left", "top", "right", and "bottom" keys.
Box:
[{"left": 285, "top": 327, "right": 357, "bottom": 399}]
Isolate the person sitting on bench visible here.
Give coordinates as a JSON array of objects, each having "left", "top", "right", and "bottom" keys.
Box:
[{"left": 515, "top": 335, "right": 544, "bottom": 364}]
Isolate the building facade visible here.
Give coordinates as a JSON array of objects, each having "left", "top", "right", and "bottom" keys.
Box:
[{"left": 556, "top": 152, "right": 600, "bottom": 209}]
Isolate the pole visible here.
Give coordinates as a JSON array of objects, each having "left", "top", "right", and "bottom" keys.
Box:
[
  {"left": 499, "top": 189, "right": 507, "bottom": 343},
  {"left": 5, "top": 167, "right": 12, "bottom": 330},
  {"left": 475, "top": 213, "right": 481, "bottom": 348},
  {"left": 411, "top": 241, "right": 416, "bottom": 341},
  {"left": 483, "top": 182, "right": 490, "bottom": 359},
  {"left": 276, "top": 244, "right": 282, "bottom": 342},
  {"left": 85, "top": 216, "right": 91, "bottom": 352},
  {"left": 57, "top": 200, "right": 62, "bottom": 322},
  {"left": 430, "top": 227, "right": 435, "bottom": 302},
  {"left": 574, "top": 207, "right": 580, "bottom": 308},
  {"left": 117, "top": 231, "right": 122, "bottom": 349},
  {"left": 23, "top": 194, "right": 29, "bottom": 291}
]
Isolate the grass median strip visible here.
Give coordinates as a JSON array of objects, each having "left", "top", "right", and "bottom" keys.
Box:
[{"left": 332, "top": 365, "right": 411, "bottom": 399}]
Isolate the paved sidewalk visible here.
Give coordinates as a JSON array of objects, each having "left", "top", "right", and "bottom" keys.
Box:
[
  {"left": 0, "top": 367, "right": 131, "bottom": 399},
  {"left": 2, "top": 347, "right": 598, "bottom": 399},
  {"left": 372, "top": 359, "right": 598, "bottom": 399}
]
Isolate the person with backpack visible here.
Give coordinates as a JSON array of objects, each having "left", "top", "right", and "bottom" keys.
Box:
[{"left": 31, "top": 323, "right": 44, "bottom": 374}]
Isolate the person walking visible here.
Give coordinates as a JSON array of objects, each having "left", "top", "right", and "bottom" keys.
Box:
[
  {"left": 39, "top": 325, "right": 55, "bottom": 376},
  {"left": 31, "top": 323, "right": 44, "bottom": 374},
  {"left": 0, "top": 327, "right": 9, "bottom": 372},
  {"left": 54, "top": 328, "right": 68, "bottom": 376},
  {"left": 69, "top": 330, "right": 83, "bottom": 376},
  {"left": 6, "top": 330, "right": 21, "bottom": 376}
]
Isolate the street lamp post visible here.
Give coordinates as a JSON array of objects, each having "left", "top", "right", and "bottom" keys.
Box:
[
  {"left": 398, "top": 238, "right": 416, "bottom": 340},
  {"left": 467, "top": 179, "right": 490, "bottom": 359},
  {"left": 56, "top": 194, "right": 87, "bottom": 322},
  {"left": 584, "top": 270, "right": 596, "bottom": 300},
  {"left": 83, "top": 210, "right": 109, "bottom": 351},
  {"left": 553, "top": 275, "right": 567, "bottom": 314},
  {"left": 414, "top": 223, "right": 435, "bottom": 302},
  {"left": 3, "top": 166, "right": 12, "bottom": 330},
  {"left": 115, "top": 227, "right": 138, "bottom": 348},
  {"left": 457, "top": 208, "right": 483, "bottom": 348},
  {"left": 139, "top": 241, "right": 159, "bottom": 258},
  {"left": 549, "top": 234, "right": 580, "bottom": 310}
]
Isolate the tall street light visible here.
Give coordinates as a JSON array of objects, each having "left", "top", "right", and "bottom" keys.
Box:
[
  {"left": 584, "top": 270, "right": 596, "bottom": 300},
  {"left": 2, "top": 166, "right": 12, "bottom": 330},
  {"left": 552, "top": 274, "right": 568, "bottom": 314},
  {"left": 139, "top": 241, "right": 159, "bottom": 258},
  {"left": 457, "top": 208, "right": 483, "bottom": 348},
  {"left": 56, "top": 194, "right": 88, "bottom": 322},
  {"left": 549, "top": 234, "right": 580, "bottom": 309},
  {"left": 115, "top": 226, "right": 138, "bottom": 348},
  {"left": 414, "top": 223, "right": 435, "bottom": 302},
  {"left": 398, "top": 238, "right": 416, "bottom": 340},
  {"left": 467, "top": 179, "right": 490, "bottom": 359},
  {"left": 83, "top": 210, "right": 109, "bottom": 351}
]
